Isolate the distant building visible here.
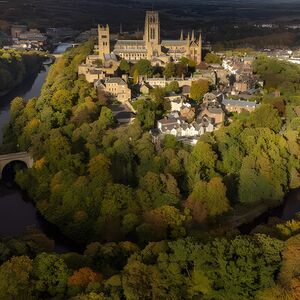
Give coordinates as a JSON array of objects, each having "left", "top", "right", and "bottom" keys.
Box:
[
  {"left": 9, "top": 28, "right": 47, "bottom": 50},
  {"left": 46, "top": 27, "right": 78, "bottom": 42},
  {"left": 18, "top": 29, "right": 47, "bottom": 46},
  {"left": 98, "top": 11, "right": 202, "bottom": 64},
  {"left": 11, "top": 25, "right": 27, "bottom": 38}
]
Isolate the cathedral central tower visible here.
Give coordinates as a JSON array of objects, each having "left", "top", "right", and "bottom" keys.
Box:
[{"left": 144, "top": 11, "right": 161, "bottom": 58}]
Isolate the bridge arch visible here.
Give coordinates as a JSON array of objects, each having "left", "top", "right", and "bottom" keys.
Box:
[{"left": 0, "top": 152, "right": 33, "bottom": 179}]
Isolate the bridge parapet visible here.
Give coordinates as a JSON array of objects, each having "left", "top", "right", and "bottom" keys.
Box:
[{"left": 0, "top": 152, "right": 33, "bottom": 179}]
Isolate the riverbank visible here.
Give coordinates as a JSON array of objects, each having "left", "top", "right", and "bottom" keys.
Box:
[
  {"left": 194, "top": 188, "right": 300, "bottom": 238},
  {"left": 0, "top": 50, "right": 46, "bottom": 98},
  {"left": 0, "top": 181, "right": 85, "bottom": 253},
  {"left": 0, "top": 42, "right": 79, "bottom": 253}
]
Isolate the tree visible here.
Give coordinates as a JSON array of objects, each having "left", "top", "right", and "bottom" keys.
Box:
[
  {"left": 133, "top": 68, "right": 139, "bottom": 84},
  {"left": 248, "top": 104, "right": 282, "bottom": 133},
  {"left": 51, "top": 89, "right": 73, "bottom": 113},
  {"left": 185, "top": 177, "right": 230, "bottom": 221},
  {"left": 32, "top": 253, "right": 69, "bottom": 298},
  {"left": 68, "top": 267, "right": 102, "bottom": 289},
  {"left": 133, "top": 59, "right": 153, "bottom": 76},
  {"left": 71, "top": 292, "right": 108, "bottom": 300},
  {"left": 0, "top": 255, "right": 33, "bottom": 300},
  {"left": 175, "top": 63, "right": 188, "bottom": 77},
  {"left": 98, "top": 107, "right": 115, "bottom": 129},
  {"left": 97, "top": 89, "right": 110, "bottom": 106},
  {"left": 204, "top": 53, "right": 222, "bottom": 64},
  {"left": 206, "top": 177, "right": 230, "bottom": 216},
  {"left": 122, "top": 260, "right": 152, "bottom": 300},
  {"left": 132, "top": 98, "right": 156, "bottom": 130},
  {"left": 164, "top": 62, "right": 176, "bottom": 79},
  {"left": 10, "top": 97, "right": 25, "bottom": 121},
  {"left": 165, "top": 81, "right": 180, "bottom": 94},
  {"left": 88, "top": 153, "right": 112, "bottom": 184},
  {"left": 186, "top": 141, "right": 217, "bottom": 187},
  {"left": 190, "top": 80, "right": 209, "bottom": 101},
  {"left": 118, "top": 59, "right": 131, "bottom": 75}
]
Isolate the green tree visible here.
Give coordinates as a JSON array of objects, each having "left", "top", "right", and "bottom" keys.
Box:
[
  {"left": 185, "top": 177, "right": 230, "bottom": 220},
  {"left": 118, "top": 59, "right": 131, "bottom": 75},
  {"left": 133, "top": 59, "right": 153, "bottom": 76},
  {"left": 186, "top": 141, "right": 217, "bottom": 187},
  {"left": 133, "top": 68, "right": 139, "bottom": 84},
  {"left": 0, "top": 255, "right": 33, "bottom": 300},
  {"left": 204, "top": 53, "right": 222, "bottom": 64},
  {"left": 163, "top": 62, "right": 176, "bottom": 79},
  {"left": 98, "top": 107, "right": 115, "bottom": 129},
  {"left": 32, "top": 253, "right": 69, "bottom": 298},
  {"left": 51, "top": 89, "right": 73, "bottom": 113},
  {"left": 248, "top": 104, "right": 282, "bottom": 133},
  {"left": 190, "top": 80, "right": 209, "bottom": 101},
  {"left": 165, "top": 81, "right": 180, "bottom": 93}
]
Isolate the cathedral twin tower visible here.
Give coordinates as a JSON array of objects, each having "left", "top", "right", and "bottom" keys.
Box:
[{"left": 98, "top": 11, "right": 202, "bottom": 64}]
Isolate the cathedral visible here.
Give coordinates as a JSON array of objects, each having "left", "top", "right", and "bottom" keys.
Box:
[{"left": 98, "top": 11, "right": 202, "bottom": 64}]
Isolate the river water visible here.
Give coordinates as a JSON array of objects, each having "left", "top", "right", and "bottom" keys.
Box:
[{"left": 0, "top": 43, "right": 83, "bottom": 253}]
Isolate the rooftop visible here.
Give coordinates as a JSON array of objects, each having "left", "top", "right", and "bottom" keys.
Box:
[
  {"left": 105, "top": 77, "right": 126, "bottom": 85},
  {"left": 114, "top": 40, "right": 145, "bottom": 46},
  {"left": 161, "top": 40, "right": 187, "bottom": 46},
  {"left": 223, "top": 99, "right": 257, "bottom": 108}
]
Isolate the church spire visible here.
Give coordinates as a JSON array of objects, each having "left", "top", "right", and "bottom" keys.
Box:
[
  {"left": 191, "top": 29, "right": 195, "bottom": 41},
  {"left": 180, "top": 30, "right": 183, "bottom": 41},
  {"left": 199, "top": 31, "right": 202, "bottom": 43}
]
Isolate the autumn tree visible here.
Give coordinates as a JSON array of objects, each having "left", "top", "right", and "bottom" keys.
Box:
[
  {"left": 0, "top": 255, "right": 33, "bottom": 300},
  {"left": 190, "top": 80, "right": 209, "bottom": 101},
  {"left": 204, "top": 53, "right": 222, "bottom": 64},
  {"left": 32, "top": 253, "right": 69, "bottom": 298},
  {"left": 68, "top": 267, "right": 102, "bottom": 292}
]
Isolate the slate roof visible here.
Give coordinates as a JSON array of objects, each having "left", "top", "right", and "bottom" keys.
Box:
[
  {"left": 223, "top": 99, "right": 257, "bottom": 108},
  {"left": 182, "top": 85, "right": 191, "bottom": 93},
  {"left": 105, "top": 77, "right": 126, "bottom": 85},
  {"left": 114, "top": 40, "right": 146, "bottom": 46},
  {"left": 161, "top": 40, "right": 187, "bottom": 46},
  {"left": 104, "top": 53, "right": 118, "bottom": 61}
]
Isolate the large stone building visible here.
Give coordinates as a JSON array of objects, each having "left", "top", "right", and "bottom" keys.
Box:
[
  {"left": 98, "top": 11, "right": 202, "bottom": 64},
  {"left": 95, "top": 77, "right": 131, "bottom": 103}
]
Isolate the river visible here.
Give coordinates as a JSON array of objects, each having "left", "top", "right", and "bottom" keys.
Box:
[{"left": 0, "top": 43, "right": 83, "bottom": 253}]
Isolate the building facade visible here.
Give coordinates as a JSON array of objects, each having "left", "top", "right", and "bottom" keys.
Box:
[
  {"left": 95, "top": 77, "right": 131, "bottom": 103},
  {"left": 98, "top": 11, "right": 202, "bottom": 64}
]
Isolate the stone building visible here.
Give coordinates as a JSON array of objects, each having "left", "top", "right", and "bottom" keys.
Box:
[
  {"left": 98, "top": 11, "right": 202, "bottom": 64},
  {"left": 222, "top": 99, "right": 257, "bottom": 113},
  {"left": 95, "top": 77, "right": 131, "bottom": 103},
  {"left": 78, "top": 53, "right": 119, "bottom": 83}
]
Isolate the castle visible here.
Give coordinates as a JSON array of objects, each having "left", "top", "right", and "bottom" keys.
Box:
[{"left": 98, "top": 11, "right": 202, "bottom": 64}]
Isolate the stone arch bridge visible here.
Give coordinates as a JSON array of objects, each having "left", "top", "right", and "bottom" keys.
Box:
[{"left": 0, "top": 152, "right": 33, "bottom": 179}]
